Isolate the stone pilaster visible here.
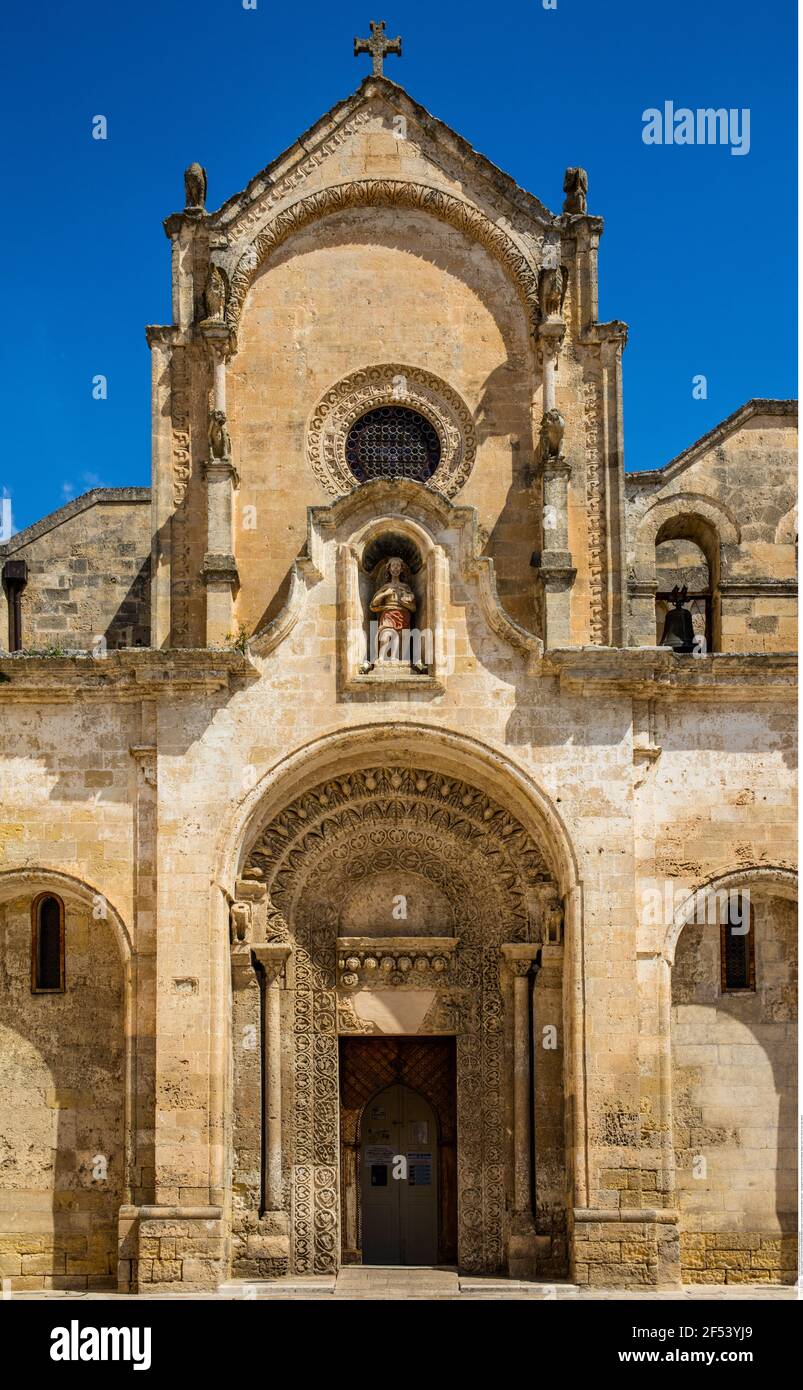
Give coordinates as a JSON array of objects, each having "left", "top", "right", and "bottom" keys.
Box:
[{"left": 501, "top": 942, "right": 540, "bottom": 1277}]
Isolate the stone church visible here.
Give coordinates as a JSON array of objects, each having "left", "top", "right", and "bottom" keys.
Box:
[{"left": 0, "top": 37, "right": 797, "bottom": 1293}]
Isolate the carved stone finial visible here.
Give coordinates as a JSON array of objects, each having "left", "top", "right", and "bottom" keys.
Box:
[
  {"left": 562, "top": 167, "right": 588, "bottom": 215},
  {"left": 354, "top": 20, "right": 402, "bottom": 76},
  {"left": 203, "top": 264, "right": 227, "bottom": 323},
  {"left": 184, "top": 162, "right": 207, "bottom": 211},
  {"left": 539, "top": 408, "right": 565, "bottom": 464}
]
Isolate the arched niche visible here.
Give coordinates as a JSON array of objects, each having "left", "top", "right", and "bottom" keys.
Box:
[
  {"left": 664, "top": 867, "right": 797, "bottom": 1284},
  {"left": 0, "top": 869, "right": 132, "bottom": 1291}
]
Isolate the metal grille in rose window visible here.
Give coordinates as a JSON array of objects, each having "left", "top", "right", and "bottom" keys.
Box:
[{"left": 345, "top": 407, "right": 441, "bottom": 483}]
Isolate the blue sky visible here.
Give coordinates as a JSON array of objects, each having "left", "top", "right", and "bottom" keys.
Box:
[{"left": 1, "top": 0, "right": 796, "bottom": 533}]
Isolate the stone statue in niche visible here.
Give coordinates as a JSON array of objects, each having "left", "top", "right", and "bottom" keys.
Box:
[
  {"left": 184, "top": 162, "right": 207, "bottom": 210},
  {"left": 371, "top": 556, "right": 416, "bottom": 659},
  {"left": 562, "top": 167, "right": 588, "bottom": 215},
  {"left": 359, "top": 556, "right": 427, "bottom": 673}
]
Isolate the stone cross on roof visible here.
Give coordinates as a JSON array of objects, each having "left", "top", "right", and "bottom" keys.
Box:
[{"left": 354, "top": 20, "right": 402, "bottom": 77}]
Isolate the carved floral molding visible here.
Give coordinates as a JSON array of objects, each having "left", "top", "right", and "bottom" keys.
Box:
[{"left": 307, "top": 364, "right": 477, "bottom": 499}]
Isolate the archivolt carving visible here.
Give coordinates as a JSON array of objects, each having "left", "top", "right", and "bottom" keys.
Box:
[
  {"left": 241, "top": 763, "right": 555, "bottom": 1275},
  {"left": 226, "top": 180, "right": 541, "bottom": 334},
  {"left": 307, "top": 364, "right": 477, "bottom": 499}
]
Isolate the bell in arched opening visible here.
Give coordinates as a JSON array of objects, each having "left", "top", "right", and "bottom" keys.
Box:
[{"left": 659, "top": 586, "right": 696, "bottom": 652}]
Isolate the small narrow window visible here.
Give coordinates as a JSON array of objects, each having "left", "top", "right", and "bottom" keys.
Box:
[
  {"left": 720, "top": 894, "right": 755, "bottom": 992},
  {"left": 31, "top": 894, "right": 65, "bottom": 993}
]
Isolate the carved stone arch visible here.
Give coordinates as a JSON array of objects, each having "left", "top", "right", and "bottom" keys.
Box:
[
  {"left": 220, "top": 723, "right": 579, "bottom": 899},
  {"left": 634, "top": 493, "right": 741, "bottom": 582},
  {"left": 232, "top": 740, "right": 572, "bottom": 1277},
  {"left": 225, "top": 180, "right": 541, "bottom": 337},
  {"left": 663, "top": 864, "right": 798, "bottom": 966},
  {"left": 0, "top": 867, "right": 134, "bottom": 1272},
  {"left": 0, "top": 866, "right": 133, "bottom": 966}
]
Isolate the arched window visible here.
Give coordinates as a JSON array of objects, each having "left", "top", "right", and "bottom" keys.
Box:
[
  {"left": 654, "top": 516, "right": 718, "bottom": 652},
  {"left": 720, "top": 893, "right": 755, "bottom": 993},
  {"left": 345, "top": 407, "right": 441, "bottom": 484},
  {"left": 31, "top": 894, "right": 65, "bottom": 993}
]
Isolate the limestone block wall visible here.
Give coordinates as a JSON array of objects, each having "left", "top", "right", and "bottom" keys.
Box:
[
  {"left": 672, "top": 895, "right": 797, "bottom": 1283},
  {"left": 626, "top": 403, "right": 797, "bottom": 653},
  {"left": 228, "top": 205, "right": 537, "bottom": 634},
  {"left": 0, "top": 894, "right": 125, "bottom": 1291},
  {"left": 0, "top": 489, "right": 151, "bottom": 653}
]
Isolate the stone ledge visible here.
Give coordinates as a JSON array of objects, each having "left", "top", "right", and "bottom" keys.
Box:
[{"left": 0, "top": 648, "right": 256, "bottom": 701}]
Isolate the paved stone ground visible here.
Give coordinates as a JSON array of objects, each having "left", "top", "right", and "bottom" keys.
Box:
[{"left": 9, "top": 1268, "right": 798, "bottom": 1301}]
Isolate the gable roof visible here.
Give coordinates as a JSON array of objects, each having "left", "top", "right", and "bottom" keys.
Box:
[
  {"left": 195, "top": 77, "right": 561, "bottom": 235},
  {"left": 0, "top": 488, "right": 150, "bottom": 557},
  {"left": 626, "top": 399, "right": 797, "bottom": 490}
]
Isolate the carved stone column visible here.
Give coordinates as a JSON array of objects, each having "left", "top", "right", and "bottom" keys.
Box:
[
  {"left": 252, "top": 944, "right": 292, "bottom": 1216},
  {"left": 536, "top": 320, "right": 575, "bottom": 646},
  {"left": 501, "top": 943, "right": 539, "bottom": 1277},
  {"left": 201, "top": 329, "right": 238, "bottom": 646}
]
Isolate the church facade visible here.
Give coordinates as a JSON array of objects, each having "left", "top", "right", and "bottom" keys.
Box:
[{"left": 0, "top": 67, "right": 797, "bottom": 1293}]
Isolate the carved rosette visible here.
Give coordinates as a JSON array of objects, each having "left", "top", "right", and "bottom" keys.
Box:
[{"left": 307, "top": 364, "right": 477, "bottom": 499}]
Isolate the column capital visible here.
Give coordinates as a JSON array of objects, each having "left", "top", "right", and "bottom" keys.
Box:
[
  {"left": 501, "top": 943, "right": 540, "bottom": 975},
  {"left": 199, "top": 321, "right": 237, "bottom": 363},
  {"left": 252, "top": 942, "right": 292, "bottom": 986},
  {"left": 537, "top": 320, "right": 566, "bottom": 357}
]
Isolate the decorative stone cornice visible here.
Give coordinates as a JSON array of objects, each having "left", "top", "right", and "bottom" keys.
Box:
[
  {"left": 501, "top": 942, "right": 540, "bottom": 975},
  {"left": 0, "top": 649, "right": 254, "bottom": 702},
  {"left": 540, "top": 647, "right": 796, "bottom": 700},
  {"left": 336, "top": 936, "right": 459, "bottom": 989}
]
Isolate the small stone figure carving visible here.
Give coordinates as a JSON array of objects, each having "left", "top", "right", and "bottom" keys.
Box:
[
  {"left": 562, "top": 167, "right": 588, "bottom": 215},
  {"left": 184, "top": 162, "right": 208, "bottom": 210},
  {"left": 230, "top": 901, "right": 251, "bottom": 944},
  {"left": 209, "top": 409, "right": 231, "bottom": 460},
  {"left": 540, "top": 264, "right": 565, "bottom": 318},
  {"left": 203, "top": 264, "right": 227, "bottom": 322},
  {"left": 539, "top": 408, "right": 565, "bottom": 463},
  {"left": 542, "top": 892, "right": 564, "bottom": 945}
]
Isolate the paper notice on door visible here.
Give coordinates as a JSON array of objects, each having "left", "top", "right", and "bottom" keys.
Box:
[
  {"left": 408, "top": 1152, "right": 433, "bottom": 1186},
  {"left": 408, "top": 1121, "right": 428, "bottom": 1144},
  {"left": 365, "top": 1145, "right": 395, "bottom": 1166}
]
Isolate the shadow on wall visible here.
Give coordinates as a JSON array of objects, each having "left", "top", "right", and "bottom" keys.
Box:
[
  {"left": 0, "top": 895, "right": 125, "bottom": 1289},
  {"left": 671, "top": 890, "right": 797, "bottom": 1274}
]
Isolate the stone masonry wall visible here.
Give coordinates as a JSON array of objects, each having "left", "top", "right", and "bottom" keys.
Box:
[
  {"left": 0, "top": 489, "right": 151, "bottom": 653},
  {"left": 0, "top": 894, "right": 125, "bottom": 1291}
]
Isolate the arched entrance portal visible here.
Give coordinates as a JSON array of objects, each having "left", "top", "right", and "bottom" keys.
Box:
[
  {"left": 231, "top": 751, "right": 570, "bottom": 1280},
  {"left": 361, "top": 1084, "right": 438, "bottom": 1265}
]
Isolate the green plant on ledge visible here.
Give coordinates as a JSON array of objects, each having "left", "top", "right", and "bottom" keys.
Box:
[{"left": 224, "top": 622, "right": 251, "bottom": 655}]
